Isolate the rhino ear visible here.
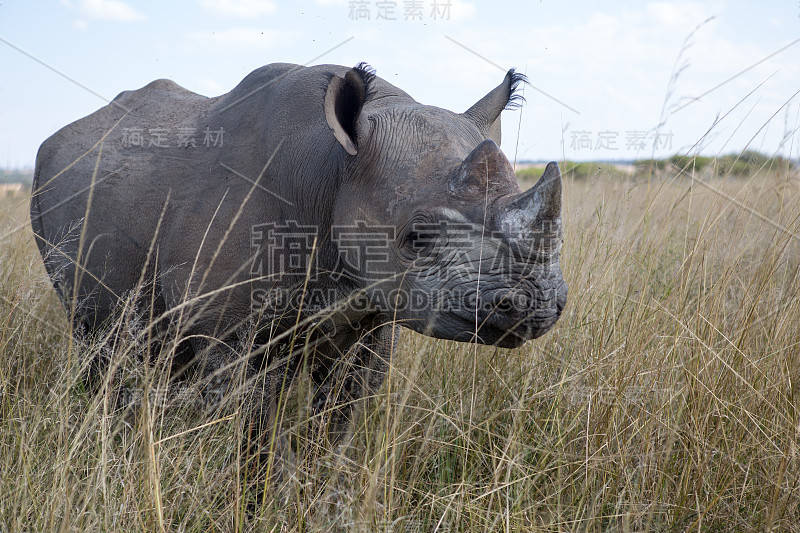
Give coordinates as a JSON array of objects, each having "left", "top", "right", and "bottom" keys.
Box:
[
  {"left": 462, "top": 69, "right": 527, "bottom": 146},
  {"left": 325, "top": 63, "right": 374, "bottom": 156}
]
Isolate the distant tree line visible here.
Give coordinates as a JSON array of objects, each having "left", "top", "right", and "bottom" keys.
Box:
[
  {"left": 516, "top": 150, "right": 797, "bottom": 181},
  {"left": 633, "top": 150, "right": 796, "bottom": 178},
  {"left": 0, "top": 168, "right": 33, "bottom": 185}
]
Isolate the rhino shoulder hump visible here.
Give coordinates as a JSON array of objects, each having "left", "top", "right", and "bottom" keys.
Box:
[{"left": 112, "top": 78, "right": 199, "bottom": 104}]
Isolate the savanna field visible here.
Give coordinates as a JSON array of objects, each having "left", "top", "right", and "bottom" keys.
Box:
[{"left": 1, "top": 157, "right": 799, "bottom": 531}]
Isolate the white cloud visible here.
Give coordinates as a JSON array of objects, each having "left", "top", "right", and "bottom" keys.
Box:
[
  {"left": 449, "top": 0, "right": 476, "bottom": 21},
  {"left": 199, "top": 0, "right": 277, "bottom": 18},
  {"left": 77, "top": 0, "right": 146, "bottom": 21},
  {"left": 61, "top": 0, "right": 146, "bottom": 26},
  {"left": 396, "top": 0, "right": 799, "bottom": 160},
  {"left": 645, "top": 1, "right": 708, "bottom": 26}
]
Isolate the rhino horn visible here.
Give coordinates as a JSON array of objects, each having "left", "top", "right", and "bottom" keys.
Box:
[
  {"left": 449, "top": 139, "right": 517, "bottom": 195},
  {"left": 497, "top": 162, "right": 563, "bottom": 246}
]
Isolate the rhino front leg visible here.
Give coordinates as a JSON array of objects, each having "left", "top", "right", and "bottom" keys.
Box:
[
  {"left": 311, "top": 322, "right": 397, "bottom": 446},
  {"left": 189, "top": 336, "right": 289, "bottom": 478}
]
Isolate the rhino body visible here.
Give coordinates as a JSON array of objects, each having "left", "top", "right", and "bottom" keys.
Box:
[{"left": 31, "top": 62, "right": 567, "bottom": 442}]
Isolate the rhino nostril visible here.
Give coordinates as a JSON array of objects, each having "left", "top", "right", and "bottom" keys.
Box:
[{"left": 496, "top": 299, "right": 514, "bottom": 313}]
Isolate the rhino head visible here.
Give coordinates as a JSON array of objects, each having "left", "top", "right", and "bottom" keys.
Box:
[{"left": 323, "top": 65, "right": 567, "bottom": 348}]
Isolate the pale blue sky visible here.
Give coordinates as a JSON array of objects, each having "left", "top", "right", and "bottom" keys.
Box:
[{"left": 1, "top": 0, "right": 799, "bottom": 168}]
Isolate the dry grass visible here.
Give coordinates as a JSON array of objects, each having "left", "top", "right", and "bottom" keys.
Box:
[{"left": 1, "top": 161, "right": 800, "bottom": 531}]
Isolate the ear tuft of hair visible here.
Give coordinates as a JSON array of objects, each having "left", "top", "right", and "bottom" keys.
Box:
[
  {"left": 505, "top": 69, "right": 528, "bottom": 110},
  {"left": 353, "top": 62, "right": 376, "bottom": 99}
]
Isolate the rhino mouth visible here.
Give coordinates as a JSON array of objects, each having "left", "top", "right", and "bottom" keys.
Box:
[
  {"left": 453, "top": 282, "right": 566, "bottom": 347},
  {"left": 395, "top": 276, "right": 567, "bottom": 347},
  {"left": 414, "top": 296, "right": 564, "bottom": 348},
  {"left": 451, "top": 312, "right": 562, "bottom": 348},
  {"left": 451, "top": 324, "right": 531, "bottom": 348}
]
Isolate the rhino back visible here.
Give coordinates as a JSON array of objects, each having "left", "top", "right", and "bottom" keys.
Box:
[
  {"left": 30, "top": 62, "right": 417, "bottom": 329},
  {"left": 31, "top": 78, "right": 214, "bottom": 323}
]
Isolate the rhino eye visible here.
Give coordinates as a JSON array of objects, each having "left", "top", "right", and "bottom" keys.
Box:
[{"left": 404, "top": 228, "right": 438, "bottom": 254}]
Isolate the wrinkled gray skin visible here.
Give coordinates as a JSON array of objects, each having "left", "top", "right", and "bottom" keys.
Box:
[{"left": 31, "top": 63, "right": 567, "bottom": 449}]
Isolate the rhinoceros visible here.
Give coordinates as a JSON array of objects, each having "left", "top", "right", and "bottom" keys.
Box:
[{"left": 31, "top": 62, "right": 567, "bottom": 445}]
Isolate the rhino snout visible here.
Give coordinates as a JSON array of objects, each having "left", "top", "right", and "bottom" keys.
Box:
[
  {"left": 481, "top": 289, "right": 531, "bottom": 321},
  {"left": 472, "top": 278, "right": 567, "bottom": 345},
  {"left": 446, "top": 276, "right": 567, "bottom": 348}
]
